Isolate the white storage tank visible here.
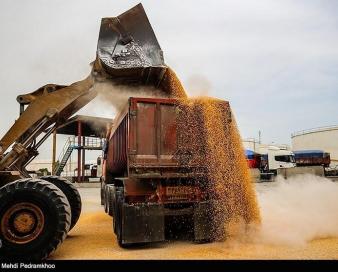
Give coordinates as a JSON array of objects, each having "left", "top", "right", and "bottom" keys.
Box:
[{"left": 291, "top": 125, "right": 338, "bottom": 166}]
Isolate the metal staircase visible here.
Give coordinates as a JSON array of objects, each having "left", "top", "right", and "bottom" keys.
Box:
[
  {"left": 53, "top": 138, "right": 77, "bottom": 175},
  {"left": 53, "top": 136, "right": 105, "bottom": 176}
]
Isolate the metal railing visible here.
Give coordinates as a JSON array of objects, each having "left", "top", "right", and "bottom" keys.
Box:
[
  {"left": 55, "top": 137, "right": 77, "bottom": 167},
  {"left": 291, "top": 125, "right": 338, "bottom": 138},
  {"left": 56, "top": 137, "right": 104, "bottom": 164},
  {"left": 82, "top": 137, "right": 105, "bottom": 148},
  {"left": 55, "top": 136, "right": 105, "bottom": 177}
]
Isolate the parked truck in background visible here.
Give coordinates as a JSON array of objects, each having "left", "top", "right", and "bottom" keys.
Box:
[
  {"left": 259, "top": 147, "right": 296, "bottom": 179},
  {"left": 245, "top": 149, "right": 261, "bottom": 169},
  {"left": 293, "top": 150, "right": 331, "bottom": 167},
  {"left": 258, "top": 148, "right": 332, "bottom": 180}
]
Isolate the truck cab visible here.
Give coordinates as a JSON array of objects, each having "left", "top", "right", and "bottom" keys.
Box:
[{"left": 260, "top": 147, "right": 296, "bottom": 174}]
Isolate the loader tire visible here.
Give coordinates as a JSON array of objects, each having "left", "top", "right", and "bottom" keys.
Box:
[
  {"left": 0, "top": 178, "right": 71, "bottom": 260},
  {"left": 40, "top": 176, "right": 82, "bottom": 231}
]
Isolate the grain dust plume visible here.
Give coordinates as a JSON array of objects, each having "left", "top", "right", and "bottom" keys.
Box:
[
  {"left": 185, "top": 75, "right": 212, "bottom": 97},
  {"left": 95, "top": 82, "right": 168, "bottom": 111},
  {"left": 255, "top": 174, "right": 338, "bottom": 245}
]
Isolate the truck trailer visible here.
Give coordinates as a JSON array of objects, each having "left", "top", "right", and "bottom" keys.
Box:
[
  {"left": 101, "top": 97, "right": 231, "bottom": 246},
  {"left": 293, "top": 150, "right": 331, "bottom": 167}
]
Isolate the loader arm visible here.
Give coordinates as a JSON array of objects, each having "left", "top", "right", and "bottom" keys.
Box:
[{"left": 0, "top": 76, "right": 96, "bottom": 175}]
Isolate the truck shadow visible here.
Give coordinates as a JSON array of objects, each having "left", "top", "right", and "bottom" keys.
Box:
[{"left": 122, "top": 215, "right": 195, "bottom": 250}]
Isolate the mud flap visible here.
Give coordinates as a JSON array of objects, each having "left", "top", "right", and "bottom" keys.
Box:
[
  {"left": 193, "top": 201, "right": 213, "bottom": 241},
  {"left": 121, "top": 203, "right": 165, "bottom": 244},
  {"left": 108, "top": 185, "right": 115, "bottom": 217}
]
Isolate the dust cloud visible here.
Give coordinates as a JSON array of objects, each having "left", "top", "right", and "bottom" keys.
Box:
[
  {"left": 79, "top": 83, "right": 169, "bottom": 119},
  {"left": 255, "top": 174, "right": 338, "bottom": 246},
  {"left": 92, "top": 81, "right": 169, "bottom": 113},
  {"left": 80, "top": 67, "right": 188, "bottom": 119},
  {"left": 185, "top": 75, "right": 212, "bottom": 97}
]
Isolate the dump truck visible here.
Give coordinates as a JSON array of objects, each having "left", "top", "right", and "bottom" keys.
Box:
[
  {"left": 0, "top": 4, "right": 171, "bottom": 260},
  {"left": 101, "top": 97, "right": 231, "bottom": 246}
]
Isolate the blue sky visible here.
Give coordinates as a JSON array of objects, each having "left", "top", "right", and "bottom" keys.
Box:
[{"left": 0, "top": 0, "right": 337, "bottom": 158}]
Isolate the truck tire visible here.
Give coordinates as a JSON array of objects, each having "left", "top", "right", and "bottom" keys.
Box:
[
  {"left": 104, "top": 185, "right": 109, "bottom": 214},
  {"left": 100, "top": 179, "right": 105, "bottom": 206},
  {"left": 115, "top": 187, "right": 125, "bottom": 247},
  {"left": 40, "top": 176, "right": 81, "bottom": 231},
  {"left": 112, "top": 187, "right": 118, "bottom": 234},
  {"left": 107, "top": 186, "right": 114, "bottom": 217},
  {"left": 0, "top": 178, "right": 71, "bottom": 260}
]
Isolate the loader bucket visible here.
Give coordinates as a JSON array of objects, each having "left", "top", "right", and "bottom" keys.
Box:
[{"left": 95, "top": 3, "right": 167, "bottom": 87}]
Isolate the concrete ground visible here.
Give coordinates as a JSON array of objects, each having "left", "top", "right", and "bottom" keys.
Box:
[{"left": 49, "top": 183, "right": 338, "bottom": 260}]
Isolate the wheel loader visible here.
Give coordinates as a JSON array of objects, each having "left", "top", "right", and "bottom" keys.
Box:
[{"left": 0, "top": 4, "right": 169, "bottom": 260}]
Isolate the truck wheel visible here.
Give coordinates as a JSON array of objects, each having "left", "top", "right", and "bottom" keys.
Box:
[
  {"left": 40, "top": 176, "right": 82, "bottom": 231},
  {"left": 0, "top": 178, "right": 71, "bottom": 260}
]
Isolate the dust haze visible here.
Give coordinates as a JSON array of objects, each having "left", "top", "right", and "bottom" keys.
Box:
[
  {"left": 185, "top": 75, "right": 211, "bottom": 97},
  {"left": 254, "top": 174, "right": 338, "bottom": 246},
  {"left": 78, "top": 81, "right": 169, "bottom": 120}
]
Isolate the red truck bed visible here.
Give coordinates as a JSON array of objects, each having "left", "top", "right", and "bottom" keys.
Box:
[{"left": 106, "top": 97, "right": 228, "bottom": 178}]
